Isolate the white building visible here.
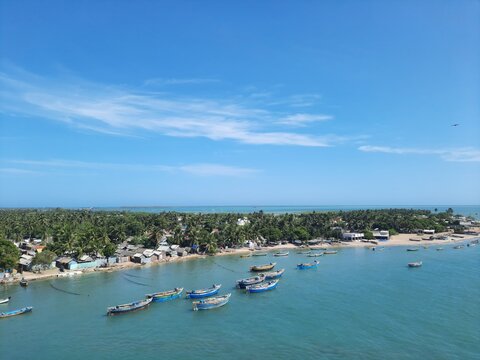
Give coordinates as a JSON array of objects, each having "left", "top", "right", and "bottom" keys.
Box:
[
  {"left": 372, "top": 230, "right": 390, "bottom": 241},
  {"left": 342, "top": 232, "right": 364, "bottom": 241}
]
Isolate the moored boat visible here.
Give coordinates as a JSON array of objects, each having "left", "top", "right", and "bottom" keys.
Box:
[
  {"left": 146, "top": 287, "right": 183, "bottom": 302},
  {"left": 240, "top": 253, "right": 252, "bottom": 258},
  {"left": 297, "top": 260, "right": 319, "bottom": 270},
  {"left": 261, "top": 268, "right": 285, "bottom": 280},
  {"left": 0, "top": 297, "right": 11, "bottom": 304},
  {"left": 408, "top": 261, "right": 423, "bottom": 268},
  {"left": 252, "top": 252, "right": 268, "bottom": 257},
  {"left": 192, "top": 294, "right": 231, "bottom": 311},
  {"left": 250, "top": 262, "right": 276, "bottom": 272},
  {"left": 453, "top": 245, "right": 464, "bottom": 249},
  {"left": 185, "top": 284, "right": 221, "bottom": 299},
  {"left": 436, "top": 247, "right": 444, "bottom": 251},
  {"left": 236, "top": 274, "right": 266, "bottom": 289},
  {"left": 246, "top": 280, "right": 279, "bottom": 293},
  {"left": 107, "top": 297, "right": 152, "bottom": 315},
  {"left": 274, "top": 251, "right": 289, "bottom": 257},
  {"left": 19, "top": 278, "right": 28, "bottom": 287},
  {"left": 307, "top": 252, "right": 323, "bottom": 257},
  {"left": 406, "top": 248, "right": 419, "bottom": 252},
  {"left": 323, "top": 250, "right": 337, "bottom": 255},
  {"left": 0, "top": 306, "right": 33, "bottom": 319}
]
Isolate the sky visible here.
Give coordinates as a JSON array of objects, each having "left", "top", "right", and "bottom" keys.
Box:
[{"left": 0, "top": 0, "right": 479, "bottom": 207}]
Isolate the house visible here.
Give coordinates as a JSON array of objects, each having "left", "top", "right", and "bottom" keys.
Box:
[
  {"left": 177, "top": 248, "right": 187, "bottom": 257},
  {"left": 423, "top": 229, "right": 435, "bottom": 234},
  {"left": 237, "top": 217, "right": 250, "bottom": 226},
  {"left": 18, "top": 254, "right": 34, "bottom": 271},
  {"left": 342, "top": 232, "right": 364, "bottom": 241},
  {"left": 372, "top": 230, "right": 389, "bottom": 241},
  {"left": 56, "top": 257, "right": 74, "bottom": 269}
]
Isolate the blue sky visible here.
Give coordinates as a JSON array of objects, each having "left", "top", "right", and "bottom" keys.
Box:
[{"left": 1, "top": 0, "right": 479, "bottom": 207}]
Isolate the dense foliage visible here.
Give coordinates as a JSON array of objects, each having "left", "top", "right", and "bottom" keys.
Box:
[
  {"left": 0, "top": 238, "right": 20, "bottom": 271},
  {"left": 0, "top": 208, "right": 455, "bottom": 259}
]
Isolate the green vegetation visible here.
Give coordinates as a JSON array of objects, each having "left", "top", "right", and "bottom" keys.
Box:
[
  {"left": 31, "top": 250, "right": 56, "bottom": 270},
  {"left": 0, "top": 208, "right": 456, "bottom": 258},
  {"left": 0, "top": 238, "right": 20, "bottom": 271}
]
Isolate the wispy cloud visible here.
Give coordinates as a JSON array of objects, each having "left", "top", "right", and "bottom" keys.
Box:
[
  {"left": 0, "top": 67, "right": 343, "bottom": 147},
  {"left": 143, "top": 77, "right": 220, "bottom": 86},
  {"left": 359, "top": 145, "right": 480, "bottom": 162},
  {"left": 277, "top": 113, "right": 333, "bottom": 126},
  {"left": 0, "top": 167, "right": 41, "bottom": 175},
  {"left": 6, "top": 159, "right": 259, "bottom": 177}
]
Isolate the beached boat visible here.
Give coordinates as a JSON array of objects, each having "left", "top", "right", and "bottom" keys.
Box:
[
  {"left": 406, "top": 248, "right": 419, "bottom": 252},
  {"left": 0, "top": 297, "right": 11, "bottom": 304},
  {"left": 261, "top": 268, "right": 285, "bottom": 280},
  {"left": 146, "top": 287, "right": 183, "bottom": 302},
  {"left": 297, "top": 260, "right": 319, "bottom": 270},
  {"left": 236, "top": 274, "right": 266, "bottom": 289},
  {"left": 323, "top": 250, "right": 337, "bottom": 255},
  {"left": 192, "top": 293, "right": 231, "bottom": 311},
  {"left": 408, "top": 261, "right": 423, "bottom": 268},
  {"left": 250, "top": 262, "right": 276, "bottom": 272},
  {"left": 107, "top": 297, "right": 153, "bottom": 315},
  {"left": 252, "top": 252, "right": 268, "bottom": 257},
  {"left": 185, "top": 284, "right": 221, "bottom": 299},
  {"left": 246, "top": 280, "right": 279, "bottom": 293},
  {"left": 0, "top": 306, "right": 33, "bottom": 319},
  {"left": 307, "top": 252, "right": 323, "bottom": 257},
  {"left": 19, "top": 278, "right": 28, "bottom": 287},
  {"left": 274, "top": 251, "right": 289, "bottom": 257}
]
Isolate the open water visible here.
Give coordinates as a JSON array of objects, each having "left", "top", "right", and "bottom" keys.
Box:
[{"left": 1, "top": 243, "right": 479, "bottom": 360}]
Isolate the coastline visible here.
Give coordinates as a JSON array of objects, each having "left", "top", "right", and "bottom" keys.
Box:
[{"left": 7, "top": 232, "right": 479, "bottom": 285}]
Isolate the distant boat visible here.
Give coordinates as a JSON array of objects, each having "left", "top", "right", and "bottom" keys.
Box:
[
  {"left": 297, "top": 251, "right": 311, "bottom": 255},
  {"left": 107, "top": 297, "right": 153, "bottom": 315},
  {"left": 19, "top": 278, "right": 28, "bottom": 287},
  {"left": 408, "top": 261, "right": 423, "bottom": 268},
  {"left": 467, "top": 242, "right": 477, "bottom": 247},
  {"left": 146, "top": 287, "right": 183, "bottom": 302},
  {"left": 252, "top": 252, "right": 268, "bottom": 257},
  {"left": 185, "top": 284, "right": 221, "bottom": 299},
  {"left": 274, "top": 251, "right": 289, "bottom": 257},
  {"left": 406, "top": 248, "right": 419, "bottom": 252},
  {"left": 246, "top": 280, "right": 279, "bottom": 293},
  {"left": 261, "top": 269, "right": 285, "bottom": 280},
  {"left": 307, "top": 252, "right": 323, "bottom": 257},
  {"left": 323, "top": 250, "right": 338, "bottom": 255},
  {"left": 240, "top": 253, "right": 252, "bottom": 258},
  {"left": 436, "top": 247, "right": 444, "bottom": 251},
  {"left": 236, "top": 274, "right": 266, "bottom": 289},
  {"left": 0, "top": 306, "right": 33, "bottom": 319},
  {"left": 192, "top": 294, "right": 231, "bottom": 311},
  {"left": 0, "top": 297, "right": 11, "bottom": 304},
  {"left": 250, "top": 263, "right": 276, "bottom": 272},
  {"left": 453, "top": 245, "right": 465, "bottom": 249},
  {"left": 297, "top": 260, "right": 319, "bottom": 270}
]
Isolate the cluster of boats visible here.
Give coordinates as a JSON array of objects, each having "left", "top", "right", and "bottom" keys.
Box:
[{"left": 0, "top": 296, "right": 33, "bottom": 319}]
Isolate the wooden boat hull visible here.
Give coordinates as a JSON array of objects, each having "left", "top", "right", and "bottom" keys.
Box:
[
  {"left": 0, "top": 306, "right": 33, "bottom": 319},
  {"left": 406, "top": 248, "right": 419, "bottom": 252},
  {"left": 408, "top": 262, "right": 423, "bottom": 268},
  {"left": 297, "top": 261, "right": 319, "bottom": 270},
  {"left": 273, "top": 252, "right": 289, "bottom": 257},
  {"left": 323, "top": 251, "right": 337, "bottom": 255},
  {"left": 246, "top": 280, "right": 279, "bottom": 293},
  {"left": 192, "top": 294, "right": 231, "bottom": 311},
  {"left": 250, "top": 262, "right": 276, "bottom": 272},
  {"left": 262, "top": 269, "right": 285, "bottom": 280},
  {"left": 240, "top": 254, "right": 252, "bottom": 258},
  {"left": 186, "top": 285, "right": 221, "bottom": 299},
  {"left": 0, "top": 297, "right": 11, "bottom": 304},
  {"left": 307, "top": 252, "right": 323, "bottom": 257},
  {"left": 236, "top": 275, "right": 266, "bottom": 289},
  {"left": 107, "top": 297, "right": 153, "bottom": 315},
  {"left": 252, "top": 253, "right": 267, "bottom": 257},
  {"left": 146, "top": 288, "right": 183, "bottom": 302}
]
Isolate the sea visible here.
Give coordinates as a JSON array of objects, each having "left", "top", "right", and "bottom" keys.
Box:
[{"left": 1, "top": 243, "right": 479, "bottom": 359}]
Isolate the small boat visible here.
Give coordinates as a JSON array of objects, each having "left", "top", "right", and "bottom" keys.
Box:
[
  {"left": 297, "top": 260, "right": 319, "bottom": 270},
  {"left": 236, "top": 274, "right": 266, "bottom": 289},
  {"left": 467, "top": 242, "right": 477, "bottom": 247},
  {"left": 453, "top": 245, "right": 464, "bottom": 249},
  {"left": 250, "top": 262, "right": 276, "bottom": 272},
  {"left": 192, "top": 293, "right": 231, "bottom": 311},
  {"left": 246, "top": 280, "right": 279, "bottom": 293},
  {"left": 323, "top": 250, "right": 337, "bottom": 255},
  {"left": 252, "top": 252, "right": 268, "bottom": 257},
  {"left": 297, "top": 250, "right": 311, "bottom": 255},
  {"left": 0, "top": 297, "right": 11, "bottom": 304},
  {"left": 240, "top": 253, "right": 252, "bottom": 258},
  {"left": 0, "top": 306, "right": 33, "bottom": 319},
  {"left": 107, "top": 297, "right": 153, "bottom": 315},
  {"left": 261, "top": 269, "right": 285, "bottom": 280},
  {"left": 436, "top": 247, "right": 444, "bottom": 251},
  {"left": 19, "top": 278, "right": 28, "bottom": 287},
  {"left": 408, "top": 261, "right": 423, "bottom": 268},
  {"left": 307, "top": 252, "right": 323, "bottom": 257},
  {"left": 274, "top": 251, "right": 289, "bottom": 257},
  {"left": 185, "top": 284, "right": 221, "bottom": 299},
  {"left": 146, "top": 287, "right": 183, "bottom": 302},
  {"left": 406, "top": 248, "right": 419, "bottom": 252}
]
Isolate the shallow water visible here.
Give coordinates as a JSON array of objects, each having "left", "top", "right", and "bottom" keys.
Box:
[{"left": 1, "top": 243, "right": 479, "bottom": 360}]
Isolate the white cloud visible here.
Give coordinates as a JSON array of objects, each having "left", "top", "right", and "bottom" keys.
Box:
[
  {"left": 359, "top": 145, "right": 480, "bottom": 162},
  {"left": 277, "top": 113, "right": 333, "bottom": 126},
  {"left": 0, "top": 68, "right": 340, "bottom": 147},
  {"left": 0, "top": 167, "right": 41, "bottom": 175},
  {"left": 179, "top": 164, "right": 258, "bottom": 176},
  {"left": 143, "top": 78, "right": 220, "bottom": 86}
]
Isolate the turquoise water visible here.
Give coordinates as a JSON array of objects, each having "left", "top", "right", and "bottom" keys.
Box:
[{"left": 1, "top": 243, "right": 479, "bottom": 360}]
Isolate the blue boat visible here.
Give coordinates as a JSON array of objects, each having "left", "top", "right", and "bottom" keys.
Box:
[
  {"left": 186, "top": 284, "right": 221, "bottom": 299},
  {"left": 0, "top": 306, "right": 33, "bottom": 319},
  {"left": 297, "top": 260, "right": 319, "bottom": 270},
  {"left": 107, "top": 297, "right": 152, "bottom": 315},
  {"left": 246, "top": 280, "right": 279, "bottom": 293},
  {"left": 192, "top": 294, "right": 231, "bottom": 311},
  {"left": 236, "top": 274, "right": 266, "bottom": 289},
  {"left": 261, "top": 269, "right": 285, "bottom": 280},
  {"left": 146, "top": 287, "right": 183, "bottom": 302}
]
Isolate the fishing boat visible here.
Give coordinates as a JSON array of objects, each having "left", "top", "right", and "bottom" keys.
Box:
[
  {"left": 0, "top": 306, "right": 33, "bottom": 319},
  {"left": 274, "top": 251, "right": 289, "bottom": 257},
  {"left": 252, "top": 252, "right": 268, "bottom": 257},
  {"left": 406, "top": 248, "right": 419, "bottom": 252},
  {"left": 250, "top": 262, "right": 276, "bottom": 272},
  {"left": 246, "top": 280, "right": 279, "bottom": 293},
  {"left": 307, "top": 252, "right": 323, "bottom": 257},
  {"left": 240, "top": 253, "right": 252, "bottom": 258},
  {"left": 192, "top": 293, "right": 231, "bottom": 311},
  {"left": 0, "top": 297, "right": 11, "bottom": 304},
  {"left": 236, "top": 274, "right": 266, "bottom": 289},
  {"left": 19, "top": 278, "right": 28, "bottom": 287},
  {"left": 323, "top": 250, "right": 337, "bottom": 255},
  {"left": 453, "top": 245, "right": 465, "bottom": 249},
  {"left": 297, "top": 260, "right": 319, "bottom": 270},
  {"left": 261, "top": 268, "right": 285, "bottom": 280},
  {"left": 146, "top": 287, "right": 183, "bottom": 302},
  {"left": 107, "top": 297, "right": 153, "bottom": 315},
  {"left": 408, "top": 261, "right": 423, "bottom": 268},
  {"left": 467, "top": 242, "right": 477, "bottom": 247},
  {"left": 185, "top": 284, "right": 221, "bottom": 299},
  {"left": 436, "top": 247, "right": 444, "bottom": 251}
]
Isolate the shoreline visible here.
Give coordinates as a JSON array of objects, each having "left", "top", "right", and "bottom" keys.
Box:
[{"left": 5, "top": 232, "right": 478, "bottom": 285}]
